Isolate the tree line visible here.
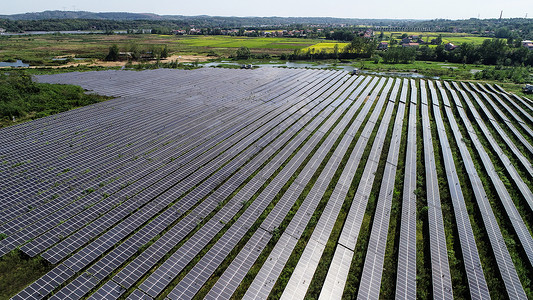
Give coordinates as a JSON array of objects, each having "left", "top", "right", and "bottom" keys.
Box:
[
  {"left": 1, "top": 17, "right": 531, "bottom": 40},
  {"left": 287, "top": 37, "right": 533, "bottom": 67},
  {"left": 105, "top": 44, "right": 169, "bottom": 61},
  {"left": 417, "top": 39, "right": 533, "bottom": 66}
]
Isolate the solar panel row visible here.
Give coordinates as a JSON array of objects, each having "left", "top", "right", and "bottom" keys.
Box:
[
  {"left": 205, "top": 75, "right": 379, "bottom": 300},
  {"left": 283, "top": 79, "right": 402, "bottom": 300},
  {"left": 486, "top": 84, "right": 533, "bottom": 125},
  {"left": 246, "top": 78, "right": 388, "bottom": 300},
  {"left": 318, "top": 79, "right": 403, "bottom": 300},
  {"left": 2, "top": 69, "right": 314, "bottom": 256},
  {"left": 9, "top": 67, "right": 332, "bottom": 298},
  {"left": 56, "top": 69, "right": 338, "bottom": 296},
  {"left": 135, "top": 72, "right": 356, "bottom": 299},
  {"left": 420, "top": 80, "right": 453, "bottom": 300},
  {"left": 395, "top": 79, "right": 418, "bottom": 300}
]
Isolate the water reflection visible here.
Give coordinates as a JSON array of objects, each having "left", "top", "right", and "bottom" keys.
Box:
[{"left": 0, "top": 60, "right": 30, "bottom": 67}]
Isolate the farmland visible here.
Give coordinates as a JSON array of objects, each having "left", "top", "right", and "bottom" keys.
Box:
[
  {"left": 175, "top": 35, "right": 317, "bottom": 49},
  {"left": 0, "top": 32, "right": 492, "bottom": 66},
  {"left": 301, "top": 42, "right": 351, "bottom": 53},
  {"left": 0, "top": 68, "right": 532, "bottom": 299},
  {"left": 0, "top": 34, "right": 319, "bottom": 65},
  {"left": 385, "top": 32, "right": 490, "bottom": 45}
]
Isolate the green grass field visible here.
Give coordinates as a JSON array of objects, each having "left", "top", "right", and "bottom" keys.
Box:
[
  {"left": 0, "top": 34, "right": 319, "bottom": 64},
  {"left": 176, "top": 36, "right": 317, "bottom": 49}
]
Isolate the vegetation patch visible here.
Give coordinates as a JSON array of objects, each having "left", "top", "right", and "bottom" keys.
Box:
[
  {"left": 0, "top": 250, "right": 54, "bottom": 299},
  {"left": 0, "top": 71, "right": 111, "bottom": 128}
]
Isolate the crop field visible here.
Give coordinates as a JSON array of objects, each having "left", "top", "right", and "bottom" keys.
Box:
[
  {"left": 1, "top": 68, "right": 532, "bottom": 299},
  {"left": 386, "top": 32, "right": 490, "bottom": 45},
  {"left": 301, "top": 42, "right": 351, "bottom": 53},
  {"left": 176, "top": 36, "right": 317, "bottom": 49}
]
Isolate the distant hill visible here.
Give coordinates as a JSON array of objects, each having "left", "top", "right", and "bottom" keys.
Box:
[
  {"left": 0, "top": 11, "right": 163, "bottom": 20},
  {"left": 0, "top": 10, "right": 414, "bottom": 26}
]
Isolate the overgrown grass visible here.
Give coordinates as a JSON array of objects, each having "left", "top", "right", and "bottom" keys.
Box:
[{"left": 0, "top": 250, "right": 54, "bottom": 299}]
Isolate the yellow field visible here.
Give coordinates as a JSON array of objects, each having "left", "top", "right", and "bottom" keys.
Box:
[{"left": 302, "top": 42, "right": 350, "bottom": 53}]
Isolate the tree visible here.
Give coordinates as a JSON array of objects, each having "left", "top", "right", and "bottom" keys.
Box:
[
  {"left": 434, "top": 44, "right": 447, "bottom": 61},
  {"left": 457, "top": 42, "right": 480, "bottom": 64},
  {"left": 236, "top": 46, "right": 251, "bottom": 59},
  {"left": 105, "top": 44, "right": 119, "bottom": 61},
  {"left": 344, "top": 36, "right": 377, "bottom": 58},
  {"left": 435, "top": 34, "right": 443, "bottom": 45},
  {"left": 480, "top": 38, "right": 507, "bottom": 65},
  {"left": 508, "top": 46, "right": 529, "bottom": 66},
  {"left": 382, "top": 47, "right": 416, "bottom": 64},
  {"left": 417, "top": 45, "right": 435, "bottom": 61},
  {"left": 161, "top": 45, "right": 169, "bottom": 59},
  {"left": 129, "top": 43, "right": 140, "bottom": 60},
  {"left": 333, "top": 44, "right": 339, "bottom": 59},
  {"left": 495, "top": 27, "right": 510, "bottom": 38}
]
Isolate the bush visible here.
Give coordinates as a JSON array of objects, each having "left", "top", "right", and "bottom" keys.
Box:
[
  {"left": 474, "top": 66, "right": 532, "bottom": 83},
  {"left": 105, "top": 44, "right": 119, "bottom": 61},
  {"left": 236, "top": 46, "right": 251, "bottom": 59}
]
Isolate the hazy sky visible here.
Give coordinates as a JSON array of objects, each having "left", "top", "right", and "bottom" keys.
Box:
[{"left": 3, "top": 0, "right": 532, "bottom": 19}]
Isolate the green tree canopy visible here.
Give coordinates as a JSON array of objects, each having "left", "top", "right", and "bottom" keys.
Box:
[
  {"left": 236, "top": 46, "right": 251, "bottom": 59},
  {"left": 105, "top": 44, "right": 119, "bottom": 61}
]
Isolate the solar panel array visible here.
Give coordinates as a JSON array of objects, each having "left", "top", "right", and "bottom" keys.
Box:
[
  {"left": 473, "top": 83, "right": 533, "bottom": 156},
  {"left": 1, "top": 68, "right": 531, "bottom": 300}
]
